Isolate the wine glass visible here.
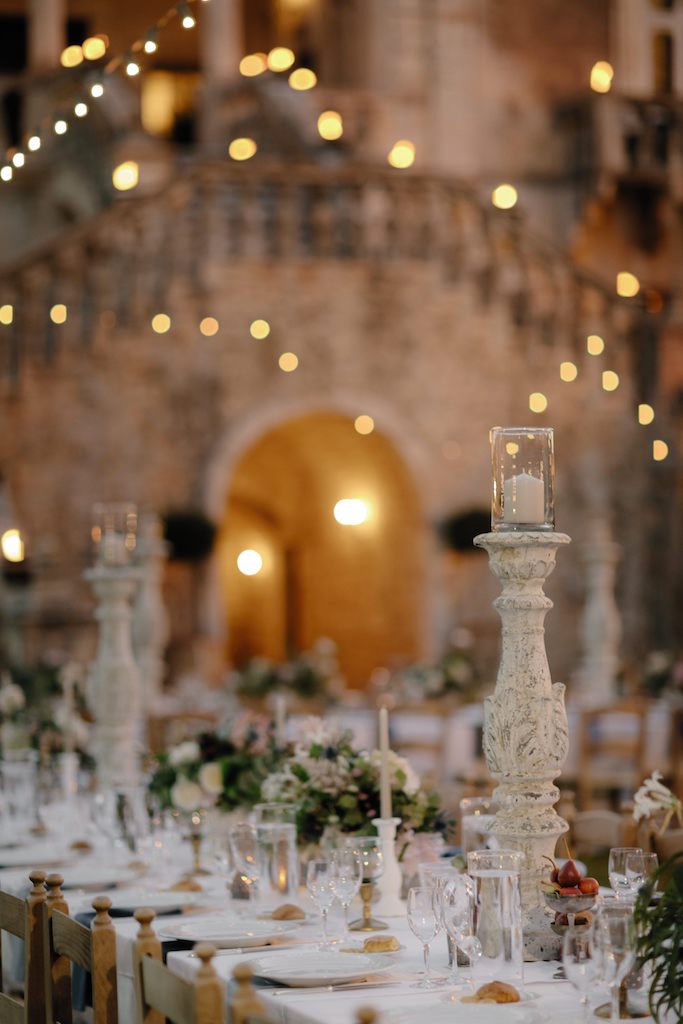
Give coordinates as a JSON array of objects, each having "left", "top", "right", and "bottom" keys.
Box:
[
  {"left": 346, "top": 836, "right": 385, "bottom": 931},
  {"left": 608, "top": 847, "right": 643, "bottom": 901},
  {"left": 594, "top": 904, "right": 636, "bottom": 1022},
  {"left": 438, "top": 875, "right": 482, "bottom": 988},
  {"left": 625, "top": 850, "right": 659, "bottom": 896},
  {"left": 407, "top": 886, "right": 446, "bottom": 989},
  {"left": 330, "top": 848, "right": 362, "bottom": 942},
  {"left": 306, "top": 859, "right": 336, "bottom": 948},
  {"left": 562, "top": 926, "right": 598, "bottom": 1022},
  {"left": 229, "top": 823, "right": 259, "bottom": 899}
]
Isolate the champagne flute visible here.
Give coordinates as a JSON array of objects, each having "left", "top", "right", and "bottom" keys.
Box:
[
  {"left": 229, "top": 823, "right": 259, "bottom": 899},
  {"left": 608, "top": 847, "right": 643, "bottom": 902},
  {"left": 595, "top": 904, "right": 636, "bottom": 1022},
  {"left": 562, "top": 926, "right": 598, "bottom": 1022},
  {"left": 407, "top": 886, "right": 446, "bottom": 989},
  {"left": 330, "top": 848, "right": 362, "bottom": 942},
  {"left": 306, "top": 859, "right": 336, "bottom": 949}
]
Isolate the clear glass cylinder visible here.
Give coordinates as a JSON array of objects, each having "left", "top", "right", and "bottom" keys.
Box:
[
  {"left": 467, "top": 849, "right": 524, "bottom": 987},
  {"left": 91, "top": 502, "right": 138, "bottom": 566},
  {"left": 255, "top": 822, "right": 299, "bottom": 905},
  {"left": 491, "top": 427, "right": 554, "bottom": 531}
]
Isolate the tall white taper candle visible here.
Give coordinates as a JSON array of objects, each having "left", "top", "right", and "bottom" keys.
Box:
[{"left": 379, "top": 706, "right": 392, "bottom": 819}]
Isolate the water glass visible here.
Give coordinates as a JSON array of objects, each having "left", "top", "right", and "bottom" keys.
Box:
[
  {"left": 306, "top": 859, "right": 336, "bottom": 948},
  {"left": 0, "top": 753, "right": 38, "bottom": 834},
  {"left": 459, "top": 796, "right": 499, "bottom": 854},
  {"left": 562, "top": 926, "right": 598, "bottom": 1022},
  {"left": 625, "top": 850, "right": 658, "bottom": 895},
  {"left": 330, "top": 848, "right": 362, "bottom": 940},
  {"left": 251, "top": 802, "right": 297, "bottom": 825},
  {"left": 255, "top": 822, "right": 299, "bottom": 905},
  {"left": 467, "top": 849, "right": 524, "bottom": 987},
  {"left": 608, "top": 847, "right": 644, "bottom": 901},
  {"left": 439, "top": 874, "right": 482, "bottom": 987},
  {"left": 230, "top": 823, "right": 259, "bottom": 897},
  {"left": 594, "top": 904, "right": 636, "bottom": 1022},
  {"left": 407, "top": 886, "right": 446, "bottom": 989}
]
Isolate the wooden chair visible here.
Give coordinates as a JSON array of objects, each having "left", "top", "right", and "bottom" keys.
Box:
[
  {"left": 577, "top": 698, "right": 649, "bottom": 809},
  {"left": 45, "top": 874, "right": 117, "bottom": 1024},
  {"left": 569, "top": 808, "right": 635, "bottom": 859},
  {"left": 133, "top": 908, "right": 224, "bottom": 1024},
  {"left": 0, "top": 870, "right": 49, "bottom": 1024}
]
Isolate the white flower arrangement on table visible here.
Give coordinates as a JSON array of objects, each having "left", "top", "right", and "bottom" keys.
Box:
[
  {"left": 633, "top": 770, "right": 683, "bottom": 835},
  {"left": 0, "top": 673, "right": 26, "bottom": 720}
]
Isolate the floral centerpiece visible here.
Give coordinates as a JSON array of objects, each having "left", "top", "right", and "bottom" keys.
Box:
[
  {"left": 260, "top": 717, "right": 450, "bottom": 848},
  {"left": 148, "top": 711, "right": 281, "bottom": 813},
  {"left": 633, "top": 770, "right": 683, "bottom": 836},
  {"left": 231, "top": 638, "right": 345, "bottom": 704},
  {"left": 0, "top": 663, "right": 92, "bottom": 767},
  {"left": 383, "top": 630, "right": 481, "bottom": 704}
]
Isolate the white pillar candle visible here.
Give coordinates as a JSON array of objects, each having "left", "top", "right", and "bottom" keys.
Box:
[
  {"left": 274, "top": 694, "right": 287, "bottom": 747},
  {"left": 503, "top": 472, "right": 545, "bottom": 525},
  {"left": 378, "top": 706, "right": 392, "bottom": 819}
]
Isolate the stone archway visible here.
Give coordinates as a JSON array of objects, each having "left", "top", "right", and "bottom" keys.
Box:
[{"left": 204, "top": 407, "right": 429, "bottom": 687}]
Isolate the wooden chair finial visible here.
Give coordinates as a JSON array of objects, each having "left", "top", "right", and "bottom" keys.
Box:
[
  {"left": 230, "top": 962, "right": 265, "bottom": 1024},
  {"left": 92, "top": 894, "right": 113, "bottom": 921},
  {"left": 45, "top": 872, "right": 68, "bottom": 915},
  {"left": 193, "top": 943, "right": 216, "bottom": 976},
  {"left": 134, "top": 906, "right": 157, "bottom": 936},
  {"left": 28, "top": 869, "right": 47, "bottom": 895},
  {"left": 356, "top": 1009, "right": 379, "bottom": 1024}
]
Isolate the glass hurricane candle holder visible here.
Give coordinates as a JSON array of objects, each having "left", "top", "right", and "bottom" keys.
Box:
[
  {"left": 92, "top": 502, "right": 138, "bottom": 566},
  {"left": 491, "top": 427, "right": 554, "bottom": 531}
]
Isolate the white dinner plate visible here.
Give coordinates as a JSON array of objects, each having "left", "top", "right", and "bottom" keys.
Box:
[
  {"left": 158, "top": 915, "right": 300, "bottom": 948},
  {"left": 61, "top": 865, "right": 141, "bottom": 891},
  {"left": 388, "top": 1003, "right": 535, "bottom": 1024},
  {"left": 103, "top": 888, "right": 213, "bottom": 914},
  {"left": 0, "top": 842, "right": 69, "bottom": 869},
  {"left": 243, "top": 950, "right": 394, "bottom": 987}
]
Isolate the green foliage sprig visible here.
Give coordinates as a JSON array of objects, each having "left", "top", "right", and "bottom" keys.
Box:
[{"left": 634, "top": 851, "right": 683, "bottom": 1023}]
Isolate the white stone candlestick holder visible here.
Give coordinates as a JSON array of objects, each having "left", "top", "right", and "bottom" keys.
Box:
[
  {"left": 372, "top": 817, "right": 405, "bottom": 917},
  {"left": 85, "top": 565, "right": 144, "bottom": 789},
  {"left": 132, "top": 512, "right": 170, "bottom": 712},
  {"left": 473, "top": 530, "right": 571, "bottom": 960}
]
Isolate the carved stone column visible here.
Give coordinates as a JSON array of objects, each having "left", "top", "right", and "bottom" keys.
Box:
[
  {"left": 574, "top": 517, "right": 622, "bottom": 706},
  {"left": 473, "top": 531, "right": 571, "bottom": 960},
  {"left": 132, "top": 513, "right": 170, "bottom": 712},
  {"left": 85, "top": 566, "right": 144, "bottom": 788}
]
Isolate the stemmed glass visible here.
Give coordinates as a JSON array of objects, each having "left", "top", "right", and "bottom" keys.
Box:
[
  {"left": 439, "top": 875, "right": 482, "bottom": 988},
  {"left": 330, "top": 848, "right": 362, "bottom": 942},
  {"left": 625, "top": 850, "right": 659, "bottom": 896},
  {"left": 229, "top": 823, "right": 259, "bottom": 899},
  {"left": 306, "top": 859, "right": 336, "bottom": 949},
  {"left": 347, "top": 836, "right": 385, "bottom": 931},
  {"left": 562, "top": 926, "right": 598, "bottom": 1022},
  {"left": 407, "top": 886, "right": 446, "bottom": 989},
  {"left": 594, "top": 904, "right": 636, "bottom": 1022},
  {"left": 608, "top": 847, "right": 644, "bottom": 902}
]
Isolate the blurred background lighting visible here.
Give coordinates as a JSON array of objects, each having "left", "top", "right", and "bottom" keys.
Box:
[
  {"left": 50, "top": 304, "right": 67, "bottom": 324},
  {"left": 82, "top": 36, "right": 107, "bottom": 60},
  {"left": 492, "top": 183, "right": 518, "bottom": 209},
  {"left": 587, "top": 334, "right": 605, "bottom": 355},
  {"left": 333, "top": 499, "right": 368, "bottom": 525},
  {"left": 239, "top": 53, "right": 267, "bottom": 76},
  {"left": 289, "top": 68, "right": 317, "bottom": 90},
  {"left": 60, "top": 45, "right": 83, "bottom": 68},
  {"left": 653, "top": 440, "right": 669, "bottom": 461},
  {"left": 151, "top": 313, "right": 171, "bottom": 333},
  {"left": 317, "top": 111, "right": 343, "bottom": 140},
  {"left": 0, "top": 304, "right": 13, "bottom": 324},
  {"left": 602, "top": 370, "right": 620, "bottom": 391},
  {"left": 1, "top": 529, "right": 24, "bottom": 562},
  {"left": 354, "top": 415, "right": 375, "bottom": 435},
  {"left": 249, "top": 319, "right": 270, "bottom": 339},
  {"left": 267, "top": 47, "right": 295, "bottom": 71},
  {"left": 638, "top": 403, "right": 655, "bottom": 425},
  {"left": 229, "top": 137, "right": 257, "bottom": 160},
  {"left": 237, "top": 549, "right": 263, "bottom": 575},
  {"left": 112, "top": 161, "right": 139, "bottom": 191},
  {"left": 590, "top": 60, "right": 614, "bottom": 93},
  {"left": 616, "top": 271, "right": 640, "bottom": 297},
  {"left": 560, "top": 361, "right": 578, "bottom": 382},
  {"left": 278, "top": 352, "right": 299, "bottom": 372},
  {"left": 529, "top": 392, "right": 548, "bottom": 413},
  {"left": 200, "top": 317, "right": 219, "bottom": 336},
  {"left": 387, "top": 140, "right": 415, "bottom": 168}
]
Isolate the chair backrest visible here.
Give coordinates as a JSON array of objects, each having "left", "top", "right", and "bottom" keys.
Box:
[
  {"left": 133, "top": 908, "right": 224, "bottom": 1024},
  {"left": 577, "top": 698, "right": 650, "bottom": 809},
  {"left": 45, "top": 874, "right": 117, "bottom": 1024},
  {"left": 0, "top": 870, "right": 49, "bottom": 1024}
]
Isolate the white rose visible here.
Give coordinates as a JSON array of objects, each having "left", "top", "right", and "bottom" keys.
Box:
[
  {"left": 199, "top": 761, "right": 223, "bottom": 796},
  {"left": 170, "top": 778, "right": 203, "bottom": 812},
  {"left": 169, "top": 740, "right": 200, "bottom": 766}
]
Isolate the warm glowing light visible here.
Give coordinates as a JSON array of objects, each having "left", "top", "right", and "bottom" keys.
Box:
[
  {"left": 388, "top": 140, "right": 415, "bottom": 169},
  {"left": 0, "top": 305, "right": 13, "bottom": 325},
  {"left": 82, "top": 36, "right": 107, "bottom": 60},
  {"left": 354, "top": 415, "right": 375, "bottom": 435},
  {"left": 278, "top": 352, "right": 299, "bottom": 372},
  {"left": 182, "top": 14, "right": 196, "bottom": 28},
  {"left": 267, "top": 47, "right": 295, "bottom": 72},
  {"left": 12, "top": 152, "right": 24, "bottom": 168},
  {"left": 60, "top": 45, "right": 83, "bottom": 68},
  {"left": 249, "top": 319, "right": 270, "bottom": 339},
  {"left": 560, "top": 361, "right": 578, "bottom": 382},
  {"left": 616, "top": 271, "right": 640, "bottom": 297},
  {"left": 317, "top": 111, "right": 343, "bottom": 141},
  {"left": 228, "top": 137, "right": 257, "bottom": 161},
  {"left": 151, "top": 313, "right": 171, "bottom": 334},
  {"left": 0, "top": 167, "right": 12, "bottom": 182},
  {"left": 91, "top": 83, "right": 105, "bottom": 98},
  {"left": 54, "top": 120, "right": 68, "bottom": 135},
  {"left": 112, "top": 160, "right": 139, "bottom": 191},
  {"left": 50, "top": 304, "right": 67, "bottom": 324},
  {"left": 529, "top": 392, "right": 548, "bottom": 413},
  {"left": 1, "top": 529, "right": 24, "bottom": 563},
  {"left": 74, "top": 102, "right": 88, "bottom": 117},
  {"left": 27, "top": 136, "right": 41, "bottom": 151},
  {"left": 653, "top": 440, "right": 669, "bottom": 461},
  {"left": 289, "top": 68, "right": 317, "bottom": 90},
  {"left": 587, "top": 334, "right": 605, "bottom": 355},
  {"left": 144, "top": 38, "right": 158, "bottom": 54},
  {"left": 237, "top": 549, "right": 263, "bottom": 575},
  {"left": 200, "top": 317, "right": 219, "bottom": 336},
  {"left": 602, "top": 370, "right": 620, "bottom": 391},
  {"left": 638, "top": 403, "right": 655, "bottom": 425},
  {"left": 126, "top": 61, "right": 140, "bottom": 77},
  {"left": 492, "top": 183, "right": 518, "bottom": 209},
  {"left": 590, "top": 61, "right": 614, "bottom": 93},
  {"left": 333, "top": 499, "right": 368, "bottom": 526},
  {"left": 505, "top": 442, "right": 519, "bottom": 456},
  {"left": 239, "top": 53, "right": 267, "bottom": 76}
]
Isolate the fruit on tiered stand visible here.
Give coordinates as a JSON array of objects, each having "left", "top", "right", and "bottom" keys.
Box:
[{"left": 542, "top": 854, "right": 600, "bottom": 933}]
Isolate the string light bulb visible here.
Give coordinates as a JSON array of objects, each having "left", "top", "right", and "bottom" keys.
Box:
[
  {"left": 82, "top": 36, "right": 107, "bottom": 60},
  {"left": 180, "top": 3, "right": 196, "bottom": 29},
  {"left": 237, "top": 549, "right": 263, "bottom": 575},
  {"left": 126, "top": 61, "right": 140, "bottom": 77},
  {"left": 239, "top": 53, "right": 267, "bottom": 76},
  {"left": 112, "top": 160, "right": 139, "bottom": 191},
  {"left": 387, "top": 139, "right": 415, "bottom": 169},
  {"left": 11, "top": 152, "right": 24, "bottom": 168},
  {"left": 267, "top": 47, "right": 295, "bottom": 71},
  {"left": 333, "top": 499, "right": 368, "bottom": 526},
  {"left": 60, "top": 45, "right": 83, "bottom": 68},
  {"left": 27, "top": 135, "right": 41, "bottom": 151},
  {"left": 638, "top": 403, "right": 655, "bottom": 425},
  {"left": 144, "top": 32, "right": 158, "bottom": 53},
  {"left": 54, "top": 120, "right": 68, "bottom": 135},
  {"left": 74, "top": 102, "right": 88, "bottom": 117},
  {"left": 228, "top": 137, "right": 257, "bottom": 161},
  {"left": 91, "top": 82, "right": 105, "bottom": 98},
  {"left": 317, "top": 111, "right": 343, "bottom": 140},
  {"left": 0, "top": 166, "right": 12, "bottom": 182}
]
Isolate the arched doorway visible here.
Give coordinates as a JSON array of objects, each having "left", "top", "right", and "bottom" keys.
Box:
[{"left": 216, "top": 411, "right": 424, "bottom": 687}]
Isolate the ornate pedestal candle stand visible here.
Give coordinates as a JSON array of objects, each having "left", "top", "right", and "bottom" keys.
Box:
[
  {"left": 132, "top": 513, "right": 170, "bottom": 712},
  {"left": 473, "top": 531, "right": 571, "bottom": 960},
  {"left": 372, "top": 817, "right": 405, "bottom": 917},
  {"left": 85, "top": 566, "right": 144, "bottom": 789}
]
